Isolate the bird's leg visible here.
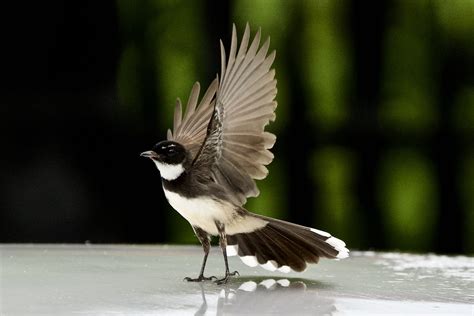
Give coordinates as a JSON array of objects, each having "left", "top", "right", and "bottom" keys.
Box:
[
  {"left": 184, "top": 227, "right": 216, "bottom": 282},
  {"left": 214, "top": 221, "right": 239, "bottom": 285}
]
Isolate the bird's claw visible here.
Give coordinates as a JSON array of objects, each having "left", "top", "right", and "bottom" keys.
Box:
[
  {"left": 214, "top": 270, "right": 239, "bottom": 285},
  {"left": 184, "top": 275, "right": 217, "bottom": 282}
]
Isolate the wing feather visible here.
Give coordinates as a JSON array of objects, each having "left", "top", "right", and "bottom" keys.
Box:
[
  {"left": 168, "top": 79, "right": 218, "bottom": 159},
  {"left": 220, "top": 24, "right": 251, "bottom": 98},
  {"left": 182, "top": 82, "right": 200, "bottom": 122},
  {"left": 175, "top": 24, "right": 277, "bottom": 205},
  {"left": 218, "top": 24, "right": 238, "bottom": 99},
  {"left": 173, "top": 99, "right": 182, "bottom": 136},
  {"left": 223, "top": 39, "right": 272, "bottom": 105}
]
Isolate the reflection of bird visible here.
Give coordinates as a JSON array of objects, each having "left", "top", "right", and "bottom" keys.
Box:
[
  {"left": 195, "top": 278, "right": 337, "bottom": 315},
  {"left": 141, "top": 24, "right": 349, "bottom": 284}
]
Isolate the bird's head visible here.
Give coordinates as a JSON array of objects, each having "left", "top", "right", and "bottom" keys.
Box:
[{"left": 141, "top": 141, "right": 187, "bottom": 180}]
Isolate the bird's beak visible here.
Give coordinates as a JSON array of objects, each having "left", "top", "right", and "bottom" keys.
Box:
[{"left": 140, "top": 150, "right": 159, "bottom": 159}]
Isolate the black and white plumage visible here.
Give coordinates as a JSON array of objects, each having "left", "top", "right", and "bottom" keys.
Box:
[{"left": 141, "top": 24, "right": 349, "bottom": 283}]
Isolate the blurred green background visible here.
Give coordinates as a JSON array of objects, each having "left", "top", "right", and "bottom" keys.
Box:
[{"left": 1, "top": 0, "right": 473, "bottom": 254}]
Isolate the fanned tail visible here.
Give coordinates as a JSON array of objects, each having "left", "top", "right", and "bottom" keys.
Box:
[{"left": 226, "top": 213, "right": 349, "bottom": 273}]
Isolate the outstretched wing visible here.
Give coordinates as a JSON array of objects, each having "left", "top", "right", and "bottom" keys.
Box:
[
  {"left": 167, "top": 79, "right": 218, "bottom": 159},
  {"left": 193, "top": 23, "right": 277, "bottom": 205}
]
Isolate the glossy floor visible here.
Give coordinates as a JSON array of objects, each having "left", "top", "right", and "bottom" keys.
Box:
[{"left": 1, "top": 245, "right": 473, "bottom": 315}]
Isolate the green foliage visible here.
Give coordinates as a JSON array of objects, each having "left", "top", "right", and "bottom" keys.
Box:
[
  {"left": 302, "top": 0, "right": 351, "bottom": 131},
  {"left": 312, "top": 147, "right": 361, "bottom": 247},
  {"left": 377, "top": 149, "right": 438, "bottom": 251},
  {"left": 379, "top": 0, "right": 437, "bottom": 133}
]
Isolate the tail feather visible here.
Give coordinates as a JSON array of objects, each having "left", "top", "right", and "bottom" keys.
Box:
[
  {"left": 253, "top": 226, "right": 295, "bottom": 267},
  {"left": 227, "top": 213, "right": 349, "bottom": 273},
  {"left": 269, "top": 220, "right": 337, "bottom": 259},
  {"left": 245, "top": 225, "right": 303, "bottom": 270},
  {"left": 263, "top": 224, "right": 317, "bottom": 271}
]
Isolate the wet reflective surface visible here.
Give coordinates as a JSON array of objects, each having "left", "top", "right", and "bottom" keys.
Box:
[{"left": 1, "top": 245, "right": 473, "bottom": 315}]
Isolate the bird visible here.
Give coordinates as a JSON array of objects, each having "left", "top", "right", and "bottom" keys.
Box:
[{"left": 141, "top": 23, "right": 349, "bottom": 284}]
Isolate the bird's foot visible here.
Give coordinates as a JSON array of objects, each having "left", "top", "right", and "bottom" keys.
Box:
[
  {"left": 184, "top": 275, "right": 217, "bottom": 282},
  {"left": 214, "top": 271, "right": 239, "bottom": 285}
]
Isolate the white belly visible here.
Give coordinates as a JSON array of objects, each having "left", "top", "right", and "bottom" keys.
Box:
[
  {"left": 163, "top": 188, "right": 269, "bottom": 236},
  {"left": 163, "top": 188, "right": 234, "bottom": 235}
]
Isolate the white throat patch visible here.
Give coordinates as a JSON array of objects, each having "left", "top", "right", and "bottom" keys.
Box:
[{"left": 153, "top": 161, "right": 184, "bottom": 180}]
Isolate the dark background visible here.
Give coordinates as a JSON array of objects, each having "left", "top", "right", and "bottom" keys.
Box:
[{"left": 1, "top": 0, "right": 473, "bottom": 254}]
